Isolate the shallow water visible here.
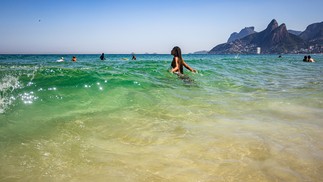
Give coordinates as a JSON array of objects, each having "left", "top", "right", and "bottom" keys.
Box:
[{"left": 0, "top": 54, "right": 323, "bottom": 181}]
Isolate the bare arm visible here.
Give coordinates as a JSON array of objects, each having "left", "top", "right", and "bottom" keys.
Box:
[{"left": 183, "top": 60, "right": 196, "bottom": 72}]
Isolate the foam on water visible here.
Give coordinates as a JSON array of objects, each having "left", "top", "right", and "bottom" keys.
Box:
[{"left": 0, "top": 75, "right": 21, "bottom": 113}]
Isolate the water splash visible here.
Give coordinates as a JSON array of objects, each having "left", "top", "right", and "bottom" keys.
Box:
[{"left": 0, "top": 75, "right": 21, "bottom": 113}]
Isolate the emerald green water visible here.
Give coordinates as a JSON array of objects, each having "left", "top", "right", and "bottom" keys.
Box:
[{"left": 0, "top": 54, "right": 323, "bottom": 181}]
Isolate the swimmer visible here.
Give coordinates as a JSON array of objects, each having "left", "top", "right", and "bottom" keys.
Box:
[
  {"left": 100, "top": 53, "right": 105, "bottom": 60},
  {"left": 57, "top": 57, "right": 64, "bottom": 62},
  {"left": 170, "top": 46, "right": 196, "bottom": 74},
  {"left": 132, "top": 53, "right": 136, "bottom": 60},
  {"left": 308, "top": 55, "right": 315, "bottom": 62}
]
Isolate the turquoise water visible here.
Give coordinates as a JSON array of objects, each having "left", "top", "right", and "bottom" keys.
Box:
[{"left": 0, "top": 54, "right": 323, "bottom": 181}]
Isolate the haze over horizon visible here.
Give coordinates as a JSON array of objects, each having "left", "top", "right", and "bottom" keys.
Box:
[{"left": 0, "top": 0, "right": 322, "bottom": 54}]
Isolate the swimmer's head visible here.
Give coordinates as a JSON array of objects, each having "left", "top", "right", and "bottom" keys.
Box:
[{"left": 171, "top": 46, "right": 183, "bottom": 61}]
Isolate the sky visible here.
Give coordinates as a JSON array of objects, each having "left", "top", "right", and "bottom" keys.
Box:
[{"left": 0, "top": 0, "right": 322, "bottom": 54}]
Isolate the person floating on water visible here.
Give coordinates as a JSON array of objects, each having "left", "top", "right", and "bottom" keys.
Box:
[
  {"left": 132, "top": 53, "right": 136, "bottom": 60},
  {"left": 170, "top": 46, "right": 196, "bottom": 75},
  {"left": 72, "top": 56, "right": 77, "bottom": 62},
  {"left": 57, "top": 57, "right": 64, "bottom": 62},
  {"left": 303, "top": 55, "right": 308, "bottom": 62},
  {"left": 100, "top": 53, "right": 105, "bottom": 60}
]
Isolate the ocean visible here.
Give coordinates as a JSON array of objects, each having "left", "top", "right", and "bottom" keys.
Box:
[{"left": 0, "top": 54, "right": 322, "bottom": 181}]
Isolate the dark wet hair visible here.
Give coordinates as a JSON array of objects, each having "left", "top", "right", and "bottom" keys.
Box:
[
  {"left": 308, "top": 55, "right": 311, "bottom": 59},
  {"left": 171, "top": 46, "right": 183, "bottom": 62}
]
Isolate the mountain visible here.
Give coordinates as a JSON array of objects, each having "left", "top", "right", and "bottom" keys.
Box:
[
  {"left": 209, "top": 19, "right": 306, "bottom": 54},
  {"left": 299, "top": 21, "right": 323, "bottom": 44},
  {"left": 193, "top": 50, "right": 208, "bottom": 54},
  {"left": 288, "top": 30, "right": 302, "bottom": 36},
  {"left": 227, "top": 27, "right": 257, "bottom": 43}
]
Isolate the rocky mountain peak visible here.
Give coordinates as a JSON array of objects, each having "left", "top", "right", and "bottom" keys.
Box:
[
  {"left": 265, "top": 19, "right": 279, "bottom": 32},
  {"left": 270, "top": 23, "right": 289, "bottom": 44}
]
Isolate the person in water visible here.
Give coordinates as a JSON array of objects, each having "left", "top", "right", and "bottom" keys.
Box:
[
  {"left": 308, "top": 55, "right": 315, "bottom": 62},
  {"left": 72, "top": 56, "right": 77, "bottom": 62},
  {"left": 170, "top": 46, "right": 196, "bottom": 74},
  {"left": 100, "top": 53, "right": 105, "bottom": 60},
  {"left": 132, "top": 53, "right": 136, "bottom": 60},
  {"left": 57, "top": 57, "right": 64, "bottom": 62},
  {"left": 303, "top": 55, "right": 308, "bottom": 62}
]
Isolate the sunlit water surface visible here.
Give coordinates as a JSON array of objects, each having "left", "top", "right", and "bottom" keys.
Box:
[{"left": 0, "top": 54, "right": 322, "bottom": 181}]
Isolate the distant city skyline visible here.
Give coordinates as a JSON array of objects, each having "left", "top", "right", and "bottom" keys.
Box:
[{"left": 0, "top": 0, "right": 322, "bottom": 54}]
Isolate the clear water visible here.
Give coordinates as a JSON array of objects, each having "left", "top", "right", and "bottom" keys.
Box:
[{"left": 0, "top": 54, "right": 322, "bottom": 181}]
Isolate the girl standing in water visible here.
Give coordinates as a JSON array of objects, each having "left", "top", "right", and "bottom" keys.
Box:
[{"left": 170, "top": 46, "right": 196, "bottom": 74}]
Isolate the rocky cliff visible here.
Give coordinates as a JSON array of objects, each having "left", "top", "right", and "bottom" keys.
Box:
[{"left": 227, "top": 27, "right": 256, "bottom": 43}]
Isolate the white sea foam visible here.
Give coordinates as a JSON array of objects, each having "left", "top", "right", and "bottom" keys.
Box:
[
  {"left": 0, "top": 75, "right": 21, "bottom": 113},
  {"left": 0, "top": 75, "right": 20, "bottom": 92}
]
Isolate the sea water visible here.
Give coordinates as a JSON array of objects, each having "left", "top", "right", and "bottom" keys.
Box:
[{"left": 0, "top": 54, "right": 322, "bottom": 181}]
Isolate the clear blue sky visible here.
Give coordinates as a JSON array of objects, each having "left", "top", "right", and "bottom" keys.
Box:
[{"left": 0, "top": 0, "right": 322, "bottom": 54}]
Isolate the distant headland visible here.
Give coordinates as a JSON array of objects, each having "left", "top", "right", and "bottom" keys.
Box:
[{"left": 201, "top": 19, "right": 323, "bottom": 54}]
